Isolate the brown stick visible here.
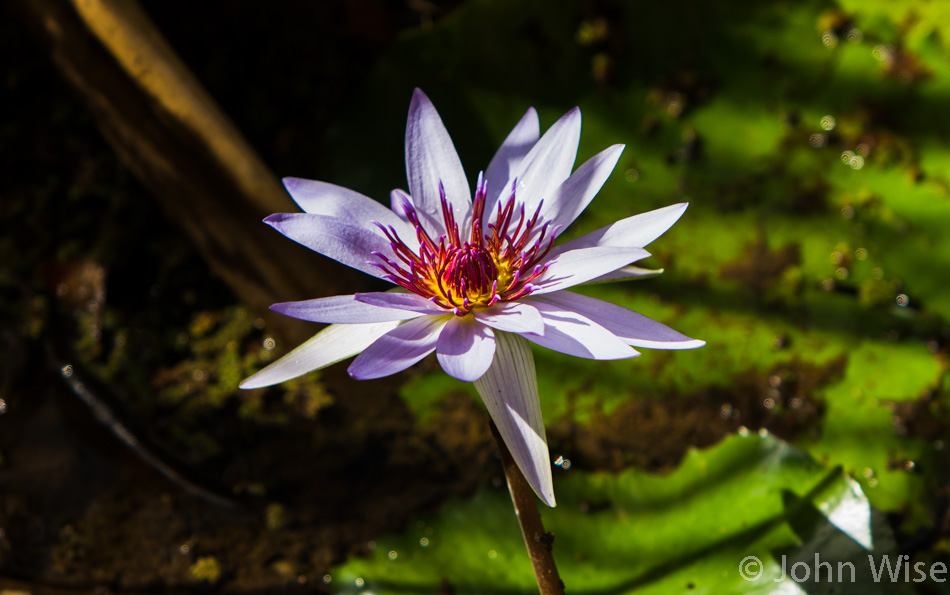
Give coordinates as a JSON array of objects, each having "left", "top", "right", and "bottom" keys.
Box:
[
  {"left": 490, "top": 422, "right": 565, "bottom": 595},
  {"left": 11, "top": 0, "right": 354, "bottom": 346}
]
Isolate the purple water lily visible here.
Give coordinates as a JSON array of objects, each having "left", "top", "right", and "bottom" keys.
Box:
[{"left": 241, "top": 89, "right": 703, "bottom": 506}]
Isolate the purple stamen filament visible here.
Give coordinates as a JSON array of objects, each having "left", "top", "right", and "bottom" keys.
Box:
[{"left": 374, "top": 175, "right": 555, "bottom": 316}]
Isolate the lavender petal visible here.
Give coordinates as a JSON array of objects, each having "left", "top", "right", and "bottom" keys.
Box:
[
  {"left": 473, "top": 302, "right": 545, "bottom": 335},
  {"left": 436, "top": 317, "right": 496, "bottom": 382},
  {"left": 538, "top": 144, "right": 624, "bottom": 237},
  {"left": 354, "top": 292, "right": 449, "bottom": 315},
  {"left": 530, "top": 291, "right": 705, "bottom": 349},
  {"left": 271, "top": 294, "right": 428, "bottom": 324},
  {"left": 532, "top": 246, "right": 651, "bottom": 294},
  {"left": 519, "top": 299, "right": 639, "bottom": 360},
  {"left": 264, "top": 213, "right": 396, "bottom": 280},
  {"left": 347, "top": 315, "right": 449, "bottom": 379},
  {"left": 282, "top": 177, "right": 415, "bottom": 247},
  {"left": 548, "top": 203, "right": 689, "bottom": 259},
  {"left": 506, "top": 107, "right": 581, "bottom": 216},
  {"left": 484, "top": 108, "right": 540, "bottom": 221},
  {"left": 405, "top": 89, "right": 471, "bottom": 234}
]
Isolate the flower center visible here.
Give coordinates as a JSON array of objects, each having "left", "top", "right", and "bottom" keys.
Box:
[{"left": 373, "top": 175, "right": 555, "bottom": 315}]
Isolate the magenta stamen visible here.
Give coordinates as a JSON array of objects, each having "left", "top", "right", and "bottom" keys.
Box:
[{"left": 370, "top": 175, "right": 556, "bottom": 315}]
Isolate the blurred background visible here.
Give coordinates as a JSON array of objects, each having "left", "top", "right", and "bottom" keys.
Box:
[{"left": 1, "top": 0, "right": 948, "bottom": 593}]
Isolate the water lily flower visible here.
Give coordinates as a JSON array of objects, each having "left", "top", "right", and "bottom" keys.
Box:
[{"left": 241, "top": 89, "right": 703, "bottom": 506}]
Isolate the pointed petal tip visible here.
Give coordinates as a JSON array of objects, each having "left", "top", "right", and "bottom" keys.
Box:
[
  {"left": 346, "top": 361, "right": 367, "bottom": 379},
  {"left": 410, "top": 87, "right": 430, "bottom": 107},
  {"left": 280, "top": 176, "right": 320, "bottom": 198},
  {"left": 521, "top": 462, "right": 557, "bottom": 507},
  {"left": 547, "top": 105, "right": 581, "bottom": 129},
  {"left": 239, "top": 370, "right": 279, "bottom": 390},
  {"left": 648, "top": 201, "right": 689, "bottom": 238},
  {"left": 562, "top": 106, "right": 582, "bottom": 126},
  {"left": 281, "top": 176, "right": 302, "bottom": 190},
  {"left": 262, "top": 213, "right": 286, "bottom": 226}
]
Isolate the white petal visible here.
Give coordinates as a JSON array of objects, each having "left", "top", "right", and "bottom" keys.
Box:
[
  {"left": 405, "top": 89, "right": 471, "bottom": 234},
  {"left": 532, "top": 246, "right": 650, "bottom": 294},
  {"left": 271, "top": 294, "right": 427, "bottom": 323},
  {"left": 348, "top": 315, "right": 449, "bottom": 379},
  {"left": 507, "top": 107, "right": 581, "bottom": 215},
  {"left": 473, "top": 302, "right": 545, "bottom": 335},
  {"left": 531, "top": 291, "right": 704, "bottom": 349},
  {"left": 520, "top": 297, "right": 639, "bottom": 359},
  {"left": 583, "top": 265, "right": 665, "bottom": 285},
  {"left": 282, "top": 178, "right": 415, "bottom": 247},
  {"left": 264, "top": 213, "right": 394, "bottom": 280},
  {"left": 484, "top": 108, "right": 540, "bottom": 219},
  {"left": 473, "top": 332, "right": 555, "bottom": 506},
  {"left": 538, "top": 144, "right": 624, "bottom": 237},
  {"left": 436, "top": 317, "right": 496, "bottom": 382},
  {"left": 548, "top": 203, "right": 688, "bottom": 258},
  {"left": 240, "top": 321, "right": 400, "bottom": 389}
]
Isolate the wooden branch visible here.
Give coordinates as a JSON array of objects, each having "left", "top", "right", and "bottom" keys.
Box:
[
  {"left": 491, "top": 422, "right": 565, "bottom": 595},
  {"left": 12, "top": 0, "right": 356, "bottom": 346}
]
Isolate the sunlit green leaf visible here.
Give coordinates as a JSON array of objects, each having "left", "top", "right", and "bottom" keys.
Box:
[{"left": 330, "top": 433, "right": 893, "bottom": 594}]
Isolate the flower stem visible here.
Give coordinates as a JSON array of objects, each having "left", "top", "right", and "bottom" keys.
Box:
[{"left": 490, "top": 421, "right": 565, "bottom": 595}]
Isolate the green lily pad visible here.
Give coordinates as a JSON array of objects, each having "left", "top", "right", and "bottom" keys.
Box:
[{"left": 328, "top": 432, "right": 906, "bottom": 594}]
